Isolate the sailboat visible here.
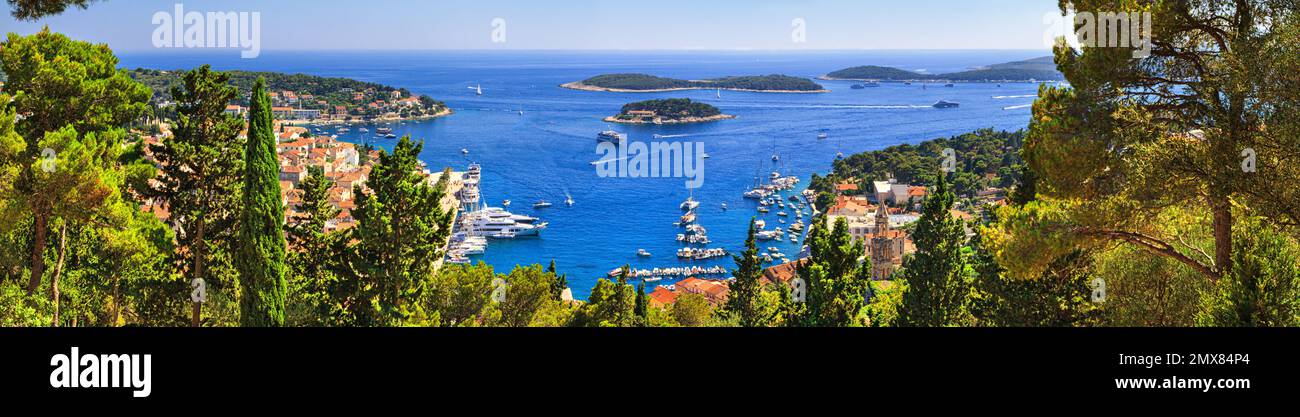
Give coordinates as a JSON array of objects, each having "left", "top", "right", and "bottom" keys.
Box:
[{"left": 469, "top": 84, "right": 483, "bottom": 95}]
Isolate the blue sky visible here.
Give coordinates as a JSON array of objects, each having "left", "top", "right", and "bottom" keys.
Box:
[{"left": 1, "top": 0, "right": 1061, "bottom": 51}]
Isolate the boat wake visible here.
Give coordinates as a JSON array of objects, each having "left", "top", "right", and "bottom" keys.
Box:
[
  {"left": 591, "top": 155, "right": 630, "bottom": 165},
  {"left": 1002, "top": 104, "right": 1032, "bottom": 110},
  {"left": 992, "top": 94, "right": 1037, "bottom": 99},
  {"left": 718, "top": 103, "right": 933, "bottom": 110},
  {"left": 652, "top": 134, "right": 692, "bottom": 138}
]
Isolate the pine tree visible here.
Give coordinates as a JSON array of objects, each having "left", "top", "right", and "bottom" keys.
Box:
[
  {"left": 546, "top": 259, "right": 568, "bottom": 301},
  {"left": 236, "top": 77, "right": 287, "bottom": 327},
  {"left": 797, "top": 216, "right": 871, "bottom": 327},
  {"left": 151, "top": 65, "right": 245, "bottom": 326},
  {"left": 723, "top": 218, "right": 772, "bottom": 327},
  {"left": 0, "top": 29, "right": 149, "bottom": 302},
  {"left": 340, "top": 135, "right": 453, "bottom": 325},
  {"left": 898, "top": 172, "right": 972, "bottom": 327}
]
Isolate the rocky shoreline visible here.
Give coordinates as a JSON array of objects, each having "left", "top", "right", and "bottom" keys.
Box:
[{"left": 602, "top": 114, "right": 736, "bottom": 124}]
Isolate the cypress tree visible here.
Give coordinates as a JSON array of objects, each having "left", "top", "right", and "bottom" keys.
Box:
[
  {"left": 634, "top": 281, "right": 648, "bottom": 326},
  {"left": 237, "top": 77, "right": 288, "bottom": 327}
]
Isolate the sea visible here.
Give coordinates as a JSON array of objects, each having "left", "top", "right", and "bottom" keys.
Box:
[{"left": 118, "top": 50, "right": 1043, "bottom": 299}]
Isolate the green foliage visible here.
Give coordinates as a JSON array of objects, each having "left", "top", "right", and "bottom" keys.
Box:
[
  {"left": 814, "top": 129, "right": 1024, "bottom": 198},
  {"left": 571, "top": 275, "right": 636, "bottom": 327},
  {"left": 897, "top": 173, "right": 973, "bottom": 326},
  {"left": 7, "top": 0, "right": 99, "bottom": 20},
  {"left": 580, "top": 73, "right": 824, "bottom": 91},
  {"left": 338, "top": 135, "right": 453, "bottom": 326},
  {"left": 150, "top": 65, "right": 245, "bottom": 326},
  {"left": 1199, "top": 218, "right": 1300, "bottom": 327},
  {"left": 671, "top": 293, "right": 715, "bottom": 327},
  {"left": 721, "top": 219, "right": 776, "bottom": 327},
  {"left": 797, "top": 216, "right": 871, "bottom": 327},
  {"left": 0, "top": 29, "right": 149, "bottom": 298},
  {"left": 617, "top": 98, "right": 721, "bottom": 120},
  {"left": 236, "top": 78, "right": 287, "bottom": 327},
  {"left": 970, "top": 227, "right": 1101, "bottom": 327},
  {"left": 128, "top": 68, "right": 446, "bottom": 116}
]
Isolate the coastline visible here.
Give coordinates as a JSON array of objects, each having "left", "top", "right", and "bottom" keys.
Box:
[
  {"left": 288, "top": 106, "right": 454, "bottom": 125},
  {"left": 603, "top": 114, "right": 737, "bottom": 124},
  {"left": 561, "top": 81, "right": 830, "bottom": 94}
]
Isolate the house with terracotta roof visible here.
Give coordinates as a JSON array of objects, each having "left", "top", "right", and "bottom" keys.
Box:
[
  {"left": 834, "top": 181, "right": 860, "bottom": 195},
  {"left": 648, "top": 286, "right": 679, "bottom": 308},
  {"left": 760, "top": 259, "right": 809, "bottom": 288},
  {"left": 675, "top": 277, "right": 730, "bottom": 305}
]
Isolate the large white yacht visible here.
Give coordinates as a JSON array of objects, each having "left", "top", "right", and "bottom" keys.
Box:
[{"left": 463, "top": 207, "right": 547, "bottom": 238}]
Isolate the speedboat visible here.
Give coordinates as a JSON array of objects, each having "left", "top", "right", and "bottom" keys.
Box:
[
  {"left": 462, "top": 148, "right": 469, "bottom": 155},
  {"left": 933, "top": 100, "right": 960, "bottom": 109},
  {"left": 565, "top": 196, "right": 575, "bottom": 207},
  {"left": 533, "top": 201, "right": 553, "bottom": 209},
  {"left": 818, "top": 132, "right": 828, "bottom": 139},
  {"left": 502, "top": 200, "right": 511, "bottom": 207},
  {"left": 637, "top": 249, "right": 652, "bottom": 257}
]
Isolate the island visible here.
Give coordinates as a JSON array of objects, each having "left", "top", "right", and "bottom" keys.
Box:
[
  {"left": 564, "top": 73, "right": 828, "bottom": 93},
  {"left": 604, "top": 98, "right": 735, "bottom": 124},
  {"left": 128, "top": 68, "right": 451, "bottom": 123},
  {"left": 822, "top": 56, "right": 1064, "bottom": 83}
]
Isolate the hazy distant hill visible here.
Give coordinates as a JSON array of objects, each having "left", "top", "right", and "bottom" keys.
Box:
[
  {"left": 825, "top": 56, "right": 1063, "bottom": 82},
  {"left": 567, "top": 73, "right": 827, "bottom": 92}
]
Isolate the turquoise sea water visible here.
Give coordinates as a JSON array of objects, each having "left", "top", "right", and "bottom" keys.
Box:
[{"left": 120, "top": 50, "right": 1043, "bottom": 299}]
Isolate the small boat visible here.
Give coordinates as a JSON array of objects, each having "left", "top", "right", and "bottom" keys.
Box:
[
  {"left": 818, "top": 132, "right": 828, "bottom": 139},
  {"left": 533, "top": 201, "right": 553, "bottom": 209},
  {"left": 758, "top": 207, "right": 770, "bottom": 213},
  {"left": 755, "top": 220, "right": 766, "bottom": 229},
  {"left": 721, "top": 203, "right": 728, "bottom": 211},
  {"left": 703, "top": 153, "right": 711, "bottom": 159},
  {"left": 771, "top": 154, "right": 780, "bottom": 162},
  {"left": 944, "top": 83, "right": 955, "bottom": 87},
  {"left": 836, "top": 152, "right": 844, "bottom": 159},
  {"left": 643, "top": 277, "right": 662, "bottom": 282},
  {"left": 385, "top": 133, "right": 397, "bottom": 138},
  {"left": 680, "top": 195, "right": 699, "bottom": 211},
  {"left": 933, "top": 100, "right": 960, "bottom": 109},
  {"left": 680, "top": 211, "right": 697, "bottom": 224},
  {"left": 565, "top": 196, "right": 575, "bottom": 207},
  {"left": 851, "top": 84, "right": 866, "bottom": 89},
  {"left": 469, "top": 84, "right": 483, "bottom": 95},
  {"left": 637, "top": 249, "right": 652, "bottom": 257},
  {"left": 597, "top": 130, "right": 624, "bottom": 144},
  {"left": 461, "top": 148, "right": 469, "bottom": 155}
]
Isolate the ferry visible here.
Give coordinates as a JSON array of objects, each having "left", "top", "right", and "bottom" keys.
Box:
[
  {"left": 597, "top": 130, "right": 625, "bottom": 144},
  {"left": 933, "top": 100, "right": 960, "bottom": 109}
]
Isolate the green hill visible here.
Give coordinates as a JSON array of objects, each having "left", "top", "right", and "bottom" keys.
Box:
[{"left": 825, "top": 56, "right": 1063, "bottom": 82}]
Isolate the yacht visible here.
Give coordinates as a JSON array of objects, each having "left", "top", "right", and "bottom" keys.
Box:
[
  {"left": 680, "top": 195, "right": 699, "bottom": 211},
  {"left": 375, "top": 127, "right": 392, "bottom": 135},
  {"left": 464, "top": 208, "right": 547, "bottom": 237},
  {"left": 597, "top": 130, "right": 625, "bottom": 144},
  {"left": 933, "top": 100, "right": 960, "bottom": 109}
]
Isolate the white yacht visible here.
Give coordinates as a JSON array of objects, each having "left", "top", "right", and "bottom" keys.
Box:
[{"left": 463, "top": 207, "right": 547, "bottom": 238}]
